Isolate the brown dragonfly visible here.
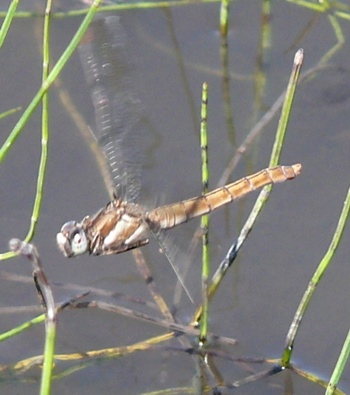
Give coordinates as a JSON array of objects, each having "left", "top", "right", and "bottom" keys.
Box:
[
  {"left": 57, "top": 164, "right": 301, "bottom": 258},
  {"left": 56, "top": 17, "right": 301, "bottom": 277}
]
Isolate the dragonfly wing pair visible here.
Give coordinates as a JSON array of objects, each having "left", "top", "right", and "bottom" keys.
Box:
[{"left": 78, "top": 16, "right": 143, "bottom": 203}]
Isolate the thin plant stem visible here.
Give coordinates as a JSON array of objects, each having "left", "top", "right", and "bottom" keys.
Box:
[
  {"left": 9, "top": 238, "right": 56, "bottom": 395},
  {"left": 282, "top": 185, "right": 350, "bottom": 367},
  {"left": 24, "top": 0, "right": 51, "bottom": 246},
  {"left": 0, "top": 106, "right": 21, "bottom": 120},
  {"left": 288, "top": 0, "right": 350, "bottom": 16},
  {"left": 219, "top": 0, "right": 229, "bottom": 36},
  {"left": 132, "top": 249, "right": 175, "bottom": 322},
  {"left": 335, "top": 11, "right": 350, "bottom": 21},
  {"left": 191, "top": 49, "right": 303, "bottom": 324},
  {"left": 40, "top": 2, "right": 55, "bottom": 393},
  {"left": 253, "top": 0, "right": 271, "bottom": 118},
  {"left": 269, "top": 49, "right": 303, "bottom": 167},
  {"left": 220, "top": 4, "right": 235, "bottom": 147},
  {"left": 0, "top": 0, "right": 18, "bottom": 48},
  {"left": 217, "top": 61, "right": 329, "bottom": 187},
  {"left": 200, "top": 82, "right": 209, "bottom": 343},
  {"left": 0, "top": 314, "right": 46, "bottom": 341},
  {"left": 205, "top": 49, "right": 303, "bottom": 309},
  {"left": 42, "top": 320, "right": 56, "bottom": 395},
  {"left": 326, "top": 327, "right": 350, "bottom": 395},
  {"left": 319, "top": 13, "right": 345, "bottom": 65},
  {"left": 0, "top": 293, "right": 87, "bottom": 342}
]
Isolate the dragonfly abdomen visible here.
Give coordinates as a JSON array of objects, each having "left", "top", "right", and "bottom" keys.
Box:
[{"left": 147, "top": 164, "right": 301, "bottom": 230}]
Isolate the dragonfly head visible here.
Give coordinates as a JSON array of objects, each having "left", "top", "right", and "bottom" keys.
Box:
[{"left": 56, "top": 221, "right": 89, "bottom": 257}]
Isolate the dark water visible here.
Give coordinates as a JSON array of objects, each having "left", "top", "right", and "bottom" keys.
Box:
[{"left": 1, "top": 1, "right": 350, "bottom": 394}]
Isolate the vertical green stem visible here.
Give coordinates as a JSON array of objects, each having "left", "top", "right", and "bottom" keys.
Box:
[
  {"left": 41, "top": 320, "right": 56, "bottom": 395},
  {"left": 26, "top": 4, "right": 50, "bottom": 244},
  {"left": 219, "top": 0, "right": 230, "bottom": 36},
  {"left": 200, "top": 82, "right": 209, "bottom": 344},
  {"left": 254, "top": 0, "right": 271, "bottom": 116},
  {"left": 40, "top": 2, "right": 55, "bottom": 394}
]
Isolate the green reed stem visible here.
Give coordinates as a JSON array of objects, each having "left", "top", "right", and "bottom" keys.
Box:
[
  {"left": 26, "top": 2, "right": 51, "bottom": 246},
  {"left": 335, "top": 11, "right": 350, "bottom": 21},
  {"left": 288, "top": 0, "right": 349, "bottom": 14},
  {"left": 318, "top": 13, "right": 345, "bottom": 65},
  {"left": 41, "top": 319, "right": 56, "bottom": 395},
  {"left": 282, "top": 186, "right": 350, "bottom": 367},
  {"left": 0, "top": 106, "right": 21, "bottom": 119},
  {"left": 326, "top": 327, "right": 350, "bottom": 395},
  {"left": 253, "top": 0, "right": 271, "bottom": 117},
  {"left": 0, "top": 314, "right": 46, "bottom": 342},
  {"left": 219, "top": 0, "right": 229, "bottom": 36},
  {"left": 245, "top": 47, "right": 302, "bottom": 227},
  {"left": 200, "top": 82, "right": 209, "bottom": 343},
  {"left": 0, "top": 0, "right": 18, "bottom": 48},
  {"left": 269, "top": 49, "right": 303, "bottom": 167},
  {"left": 218, "top": 50, "right": 303, "bottom": 293},
  {"left": 39, "top": 3, "right": 55, "bottom": 394},
  {"left": 205, "top": 49, "right": 304, "bottom": 303},
  {"left": 286, "top": 0, "right": 330, "bottom": 12}
]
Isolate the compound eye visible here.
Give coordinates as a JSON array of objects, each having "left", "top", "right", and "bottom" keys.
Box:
[
  {"left": 60, "top": 221, "right": 77, "bottom": 234},
  {"left": 70, "top": 228, "right": 88, "bottom": 255},
  {"left": 56, "top": 221, "right": 88, "bottom": 257}
]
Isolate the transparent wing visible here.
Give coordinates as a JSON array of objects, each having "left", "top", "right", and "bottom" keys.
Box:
[
  {"left": 147, "top": 222, "right": 197, "bottom": 305},
  {"left": 78, "top": 16, "right": 196, "bottom": 303},
  {"left": 78, "top": 16, "right": 143, "bottom": 203}
]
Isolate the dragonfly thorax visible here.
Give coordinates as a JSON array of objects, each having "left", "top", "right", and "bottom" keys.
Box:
[{"left": 57, "top": 199, "right": 150, "bottom": 259}]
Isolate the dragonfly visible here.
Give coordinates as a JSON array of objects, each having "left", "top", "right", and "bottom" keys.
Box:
[
  {"left": 56, "top": 17, "right": 302, "bottom": 278},
  {"left": 57, "top": 163, "right": 301, "bottom": 258}
]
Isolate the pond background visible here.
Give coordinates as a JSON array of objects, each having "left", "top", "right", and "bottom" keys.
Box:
[{"left": 1, "top": 1, "right": 350, "bottom": 394}]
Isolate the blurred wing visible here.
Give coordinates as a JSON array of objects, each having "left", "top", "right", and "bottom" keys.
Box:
[
  {"left": 148, "top": 223, "right": 197, "bottom": 305},
  {"left": 79, "top": 17, "right": 195, "bottom": 303},
  {"left": 78, "top": 16, "right": 142, "bottom": 203}
]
